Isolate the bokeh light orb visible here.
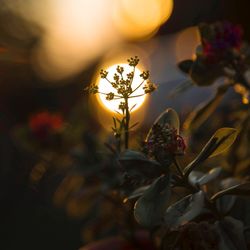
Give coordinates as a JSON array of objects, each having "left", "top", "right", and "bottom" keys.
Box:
[
  {"left": 113, "top": 0, "right": 174, "bottom": 40},
  {"left": 97, "top": 64, "right": 147, "bottom": 113}
]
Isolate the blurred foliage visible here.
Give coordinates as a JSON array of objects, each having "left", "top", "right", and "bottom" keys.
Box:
[{"left": 177, "top": 21, "right": 250, "bottom": 178}]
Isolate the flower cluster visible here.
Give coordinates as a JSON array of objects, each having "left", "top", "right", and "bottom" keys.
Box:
[
  {"left": 144, "top": 123, "right": 186, "bottom": 161},
  {"left": 200, "top": 22, "right": 243, "bottom": 64},
  {"left": 127, "top": 56, "right": 139, "bottom": 67},
  {"left": 86, "top": 56, "right": 157, "bottom": 109},
  {"left": 29, "top": 111, "right": 63, "bottom": 141},
  {"left": 143, "top": 81, "right": 157, "bottom": 94}
]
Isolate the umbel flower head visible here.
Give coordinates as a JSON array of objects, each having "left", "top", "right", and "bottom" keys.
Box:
[
  {"left": 86, "top": 56, "right": 157, "bottom": 150},
  {"left": 144, "top": 122, "right": 186, "bottom": 162},
  {"left": 86, "top": 56, "right": 157, "bottom": 112}
]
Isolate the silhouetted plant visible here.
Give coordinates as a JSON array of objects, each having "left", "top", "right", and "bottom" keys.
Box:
[
  {"left": 83, "top": 55, "right": 250, "bottom": 249},
  {"left": 86, "top": 56, "right": 156, "bottom": 151}
]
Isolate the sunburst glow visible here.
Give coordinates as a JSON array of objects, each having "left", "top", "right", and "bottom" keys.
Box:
[{"left": 97, "top": 64, "right": 147, "bottom": 113}]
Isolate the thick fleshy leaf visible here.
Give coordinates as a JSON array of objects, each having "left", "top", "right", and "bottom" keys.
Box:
[
  {"left": 184, "top": 84, "right": 229, "bottom": 131},
  {"left": 215, "top": 178, "right": 240, "bottom": 215},
  {"left": 134, "top": 175, "right": 171, "bottom": 228},
  {"left": 164, "top": 191, "right": 205, "bottom": 229},
  {"left": 189, "top": 168, "right": 222, "bottom": 186},
  {"left": 198, "top": 167, "right": 222, "bottom": 185},
  {"left": 178, "top": 59, "right": 194, "bottom": 74},
  {"left": 119, "top": 150, "right": 162, "bottom": 179},
  {"left": 146, "top": 108, "right": 180, "bottom": 140},
  {"left": 190, "top": 59, "right": 223, "bottom": 86},
  {"left": 215, "top": 217, "right": 247, "bottom": 250},
  {"left": 184, "top": 128, "right": 238, "bottom": 176},
  {"left": 123, "top": 185, "right": 150, "bottom": 203},
  {"left": 188, "top": 171, "right": 204, "bottom": 186},
  {"left": 216, "top": 195, "right": 236, "bottom": 215},
  {"left": 211, "top": 182, "right": 250, "bottom": 201},
  {"left": 119, "top": 150, "right": 157, "bottom": 162}
]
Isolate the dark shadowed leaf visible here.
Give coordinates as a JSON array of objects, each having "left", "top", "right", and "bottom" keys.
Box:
[
  {"left": 119, "top": 150, "right": 162, "bottom": 179},
  {"left": 178, "top": 59, "right": 194, "bottom": 74},
  {"left": 211, "top": 182, "right": 250, "bottom": 201},
  {"left": 184, "top": 84, "right": 230, "bottom": 131},
  {"left": 215, "top": 178, "right": 240, "bottom": 215},
  {"left": 215, "top": 217, "right": 247, "bottom": 250},
  {"left": 190, "top": 59, "right": 223, "bottom": 86},
  {"left": 164, "top": 191, "right": 205, "bottom": 228},
  {"left": 184, "top": 128, "right": 238, "bottom": 176},
  {"left": 119, "top": 150, "right": 158, "bottom": 163},
  {"left": 216, "top": 195, "right": 236, "bottom": 215},
  {"left": 123, "top": 185, "right": 150, "bottom": 203},
  {"left": 134, "top": 175, "right": 171, "bottom": 228}
]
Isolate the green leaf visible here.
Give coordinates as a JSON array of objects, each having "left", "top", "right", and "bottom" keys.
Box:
[
  {"left": 146, "top": 108, "right": 180, "bottom": 141},
  {"left": 184, "top": 128, "right": 238, "bottom": 177},
  {"left": 211, "top": 182, "right": 250, "bottom": 201},
  {"left": 189, "top": 167, "right": 222, "bottom": 186},
  {"left": 123, "top": 185, "right": 150, "bottom": 203},
  {"left": 198, "top": 167, "right": 222, "bottom": 185},
  {"left": 215, "top": 217, "right": 247, "bottom": 250},
  {"left": 178, "top": 60, "right": 194, "bottom": 74},
  {"left": 134, "top": 175, "right": 171, "bottom": 228},
  {"left": 164, "top": 191, "right": 205, "bottom": 229},
  {"left": 184, "top": 84, "right": 230, "bottom": 131},
  {"left": 188, "top": 171, "right": 204, "bottom": 186}
]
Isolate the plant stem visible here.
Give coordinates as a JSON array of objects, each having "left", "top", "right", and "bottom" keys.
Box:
[
  {"left": 124, "top": 97, "right": 130, "bottom": 149},
  {"left": 173, "top": 157, "right": 184, "bottom": 177},
  {"left": 131, "top": 79, "right": 145, "bottom": 94}
]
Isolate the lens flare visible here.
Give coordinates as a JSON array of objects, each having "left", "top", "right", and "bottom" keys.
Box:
[{"left": 96, "top": 64, "right": 146, "bottom": 113}]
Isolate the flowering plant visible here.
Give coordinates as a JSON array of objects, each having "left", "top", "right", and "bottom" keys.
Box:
[
  {"left": 176, "top": 22, "right": 250, "bottom": 177},
  {"left": 178, "top": 21, "right": 250, "bottom": 101},
  {"left": 86, "top": 56, "right": 156, "bottom": 151},
  {"left": 84, "top": 56, "right": 250, "bottom": 249}
]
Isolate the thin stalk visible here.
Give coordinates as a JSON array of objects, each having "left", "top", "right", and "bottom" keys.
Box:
[
  {"left": 131, "top": 79, "right": 145, "bottom": 94},
  {"left": 98, "top": 92, "right": 122, "bottom": 98},
  {"left": 113, "top": 94, "right": 145, "bottom": 100},
  {"left": 173, "top": 157, "right": 184, "bottom": 177},
  {"left": 124, "top": 97, "right": 130, "bottom": 149}
]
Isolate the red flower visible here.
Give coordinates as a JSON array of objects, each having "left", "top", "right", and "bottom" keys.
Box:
[
  {"left": 29, "top": 111, "right": 63, "bottom": 141},
  {"left": 201, "top": 22, "right": 243, "bottom": 64}
]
